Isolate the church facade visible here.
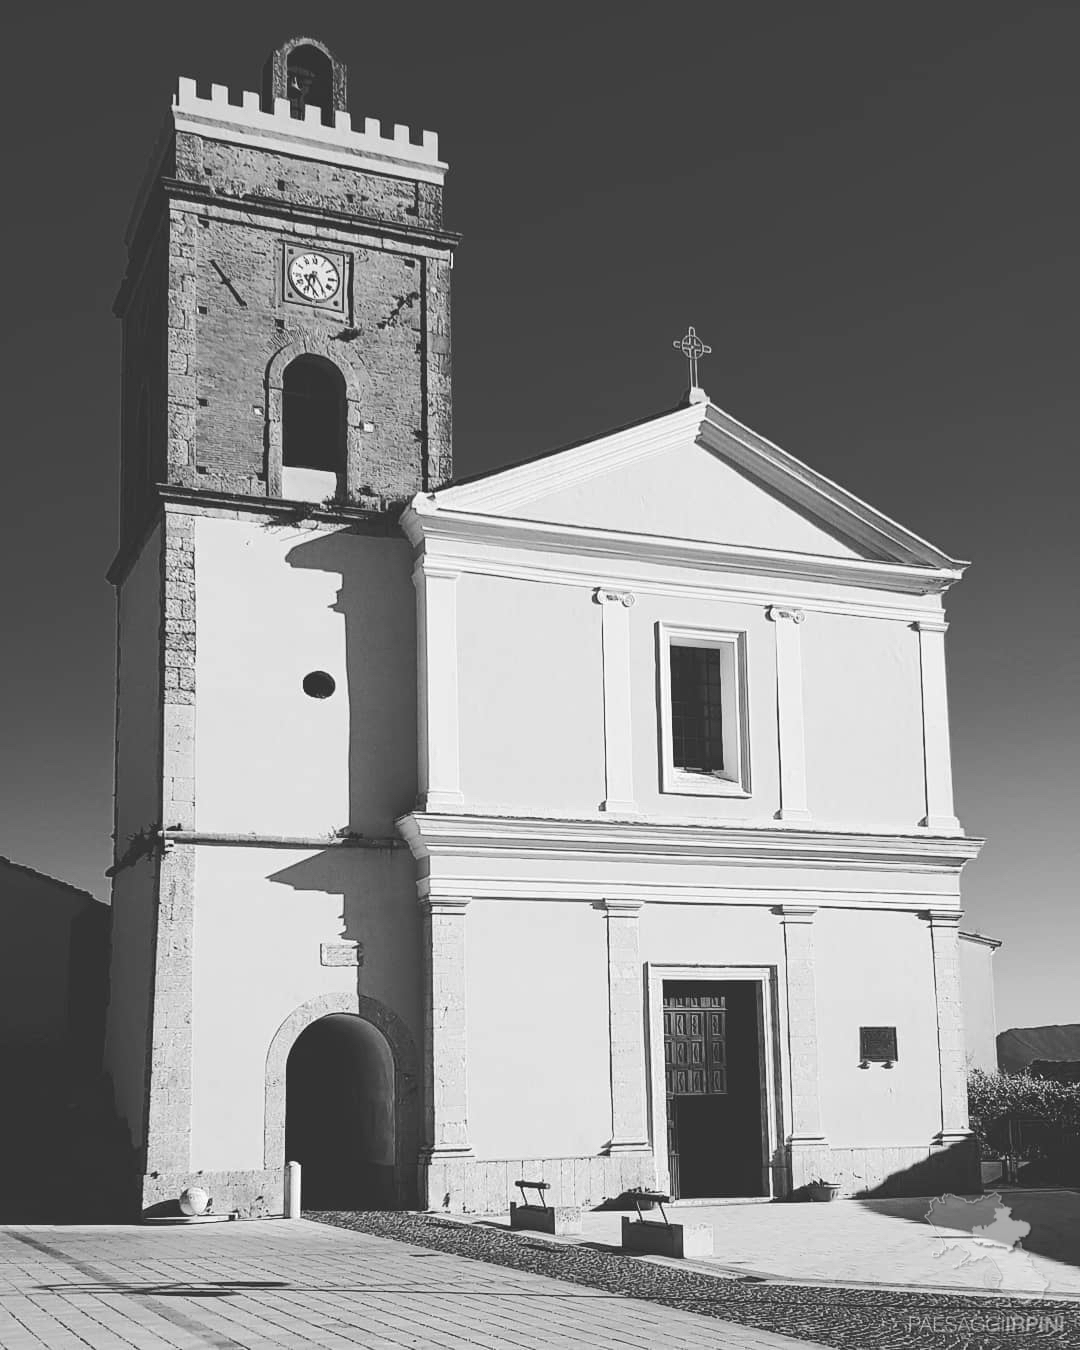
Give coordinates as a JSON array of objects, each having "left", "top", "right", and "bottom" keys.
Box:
[{"left": 104, "top": 39, "right": 983, "bottom": 1218}]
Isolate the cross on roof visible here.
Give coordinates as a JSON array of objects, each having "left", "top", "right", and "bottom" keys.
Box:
[{"left": 672, "top": 325, "right": 712, "bottom": 389}]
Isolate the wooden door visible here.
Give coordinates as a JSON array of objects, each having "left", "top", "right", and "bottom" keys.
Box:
[{"left": 664, "top": 989, "right": 727, "bottom": 1197}]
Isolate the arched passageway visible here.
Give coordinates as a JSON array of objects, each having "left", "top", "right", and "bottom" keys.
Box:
[{"left": 285, "top": 1013, "right": 396, "bottom": 1209}]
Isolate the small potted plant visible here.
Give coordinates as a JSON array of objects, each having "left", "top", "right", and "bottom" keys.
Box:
[{"left": 806, "top": 1178, "right": 841, "bottom": 1202}]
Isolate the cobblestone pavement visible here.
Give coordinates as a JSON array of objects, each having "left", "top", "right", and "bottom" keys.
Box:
[
  {"left": 315, "top": 1210, "right": 1080, "bottom": 1350},
  {"left": 0, "top": 1218, "right": 820, "bottom": 1350}
]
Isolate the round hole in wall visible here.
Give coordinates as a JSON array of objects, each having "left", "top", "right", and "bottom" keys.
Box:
[{"left": 302, "top": 671, "right": 336, "bottom": 699}]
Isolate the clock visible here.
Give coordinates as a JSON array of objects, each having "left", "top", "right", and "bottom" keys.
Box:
[{"left": 287, "top": 251, "right": 341, "bottom": 304}]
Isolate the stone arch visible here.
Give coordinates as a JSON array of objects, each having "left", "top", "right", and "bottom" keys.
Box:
[
  {"left": 264, "top": 991, "right": 420, "bottom": 1208},
  {"left": 266, "top": 340, "right": 372, "bottom": 500},
  {"left": 262, "top": 37, "right": 348, "bottom": 120}
]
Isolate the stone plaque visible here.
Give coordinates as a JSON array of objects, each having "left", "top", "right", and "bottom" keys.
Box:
[
  {"left": 860, "top": 1026, "right": 898, "bottom": 1063},
  {"left": 320, "top": 941, "right": 361, "bottom": 968}
]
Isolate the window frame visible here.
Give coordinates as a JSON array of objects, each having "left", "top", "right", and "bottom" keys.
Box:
[{"left": 657, "top": 623, "right": 751, "bottom": 798}]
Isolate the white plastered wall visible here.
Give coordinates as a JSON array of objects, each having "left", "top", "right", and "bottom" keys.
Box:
[
  {"left": 801, "top": 613, "right": 925, "bottom": 829},
  {"left": 188, "top": 845, "right": 419, "bottom": 1171},
  {"left": 455, "top": 575, "right": 605, "bottom": 816},
  {"left": 465, "top": 899, "right": 611, "bottom": 1159},
  {"left": 814, "top": 908, "right": 942, "bottom": 1145},
  {"left": 187, "top": 516, "right": 421, "bottom": 1171},
  {"left": 450, "top": 562, "right": 930, "bottom": 834},
  {"left": 194, "top": 516, "right": 417, "bottom": 836}
]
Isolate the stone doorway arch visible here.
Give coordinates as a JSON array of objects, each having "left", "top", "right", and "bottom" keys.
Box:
[{"left": 264, "top": 992, "right": 419, "bottom": 1208}]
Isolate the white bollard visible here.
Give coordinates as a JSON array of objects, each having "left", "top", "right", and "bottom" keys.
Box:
[{"left": 284, "top": 1161, "right": 302, "bottom": 1219}]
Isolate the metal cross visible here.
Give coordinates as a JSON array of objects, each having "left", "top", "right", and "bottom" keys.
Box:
[{"left": 672, "top": 326, "right": 712, "bottom": 388}]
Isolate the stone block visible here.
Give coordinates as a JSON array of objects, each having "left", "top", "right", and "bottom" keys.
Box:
[
  {"left": 620, "top": 1215, "right": 713, "bottom": 1260},
  {"left": 509, "top": 1202, "right": 582, "bottom": 1236}
]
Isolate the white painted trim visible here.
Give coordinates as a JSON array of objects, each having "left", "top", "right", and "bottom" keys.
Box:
[
  {"left": 766, "top": 606, "right": 811, "bottom": 824},
  {"left": 600, "top": 900, "right": 650, "bottom": 1153},
  {"left": 594, "top": 588, "right": 639, "bottom": 814},
  {"left": 416, "top": 878, "right": 963, "bottom": 908},
  {"left": 924, "top": 909, "right": 972, "bottom": 1140},
  {"left": 173, "top": 78, "right": 446, "bottom": 179},
  {"left": 395, "top": 515, "right": 954, "bottom": 623},
  {"left": 645, "top": 963, "right": 781, "bottom": 1199},
  {"left": 413, "top": 560, "right": 464, "bottom": 810},
  {"left": 914, "top": 622, "right": 960, "bottom": 832},
  {"left": 421, "top": 400, "right": 966, "bottom": 575},
  {"left": 656, "top": 623, "right": 751, "bottom": 798},
  {"left": 396, "top": 812, "right": 982, "bottom": 873},
  {"left": 402, "top": 505, "right": 962, "bottom": 597},
  {"left": 777, "top": 906, "right": 826, "bottom": 1145}
]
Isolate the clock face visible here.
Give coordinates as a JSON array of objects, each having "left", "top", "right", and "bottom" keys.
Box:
[{"left": 287, "top": 252, "right": 341, "bottom": 303}]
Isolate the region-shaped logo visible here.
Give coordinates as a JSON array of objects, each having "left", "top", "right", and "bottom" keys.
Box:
[{"left": 926, "top": 1192, "right": 1047, "bottom": 1294}]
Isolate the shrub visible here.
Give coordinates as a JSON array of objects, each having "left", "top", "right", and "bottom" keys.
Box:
[{"left": 968, "top": 1067, "right": 1080, "bottom": 1155}]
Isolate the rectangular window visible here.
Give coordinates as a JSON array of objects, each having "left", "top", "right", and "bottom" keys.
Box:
[
  {"left": 658, "top": 625, "right": 750, "bottom": 797},
  {"left": 670, "top": 645, "right": 725, "bottom": 773}
]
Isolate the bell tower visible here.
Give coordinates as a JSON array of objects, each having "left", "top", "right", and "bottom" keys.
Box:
[
  {"left": 105, "top": 40, "right": 456, "bottom": 1217},
  {"left": 114, "top": 34, "right": 456, "bottom": 551}
]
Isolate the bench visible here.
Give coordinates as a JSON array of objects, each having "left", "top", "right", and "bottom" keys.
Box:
[{"left": 509, "top": 1178, "right": 582, "bottom": 1236}]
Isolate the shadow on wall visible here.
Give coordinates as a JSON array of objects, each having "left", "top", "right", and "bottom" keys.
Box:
[
  {"left": 262, "top": 523, "right": 421, "bottom": 1208},
  {"left": 0, "top": 859, "right": 115, "bottom": 1220}
]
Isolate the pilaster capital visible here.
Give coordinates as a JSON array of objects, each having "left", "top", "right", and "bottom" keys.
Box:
[
  {"left": 913, "top": 619, "right": 949, "bottom": 634},
  {"left": 593, "top": 586, "right": 636, "bottom": 608},
  {"left": 418, "top": 895, "right": 471, "bottom": 916},
  {"left": 775, "top": 904, "right": 818, "bottom": 923},
  {"left": 413, "top": 559, "right": 461, "bottom": 588},
  {"left": 767, "top": 604, "right": 805, "bottom": 625},
  {"left": 599, "top": 898, "right": 645, "bottom": 917},
  {"left": 923, "top": 908, "right": 962, "bottom": 928}
]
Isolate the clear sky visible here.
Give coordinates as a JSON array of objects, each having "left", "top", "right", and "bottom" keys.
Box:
[{"left": 0, "top": 2, "right": 1076, "bottom": 1033}]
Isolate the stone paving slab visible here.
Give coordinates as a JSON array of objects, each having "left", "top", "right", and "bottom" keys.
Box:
[{"left": 0, "top": 1219, "right": 822, "bottom": 1350}]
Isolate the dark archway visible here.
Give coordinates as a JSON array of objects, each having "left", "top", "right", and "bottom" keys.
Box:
[
  {"left": 285, "top": 1013, "right": 396, "bottom": 1209},
  {"left": 282, "top": 356, "right": 345, "bottom": 475}
]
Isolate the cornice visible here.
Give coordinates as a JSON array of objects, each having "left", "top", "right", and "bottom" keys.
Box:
[
  {"left": 396, "top": 812, "right": 983, "bottom": 874},
  {"left": 161, "top": 179, "right": 462, "bottom": 253},
  {"left": 400, "top": 504, "right": 964, "bottom": 597},
  {"left": 958, "top": 929, "right": 1003, "bottom": 950}
]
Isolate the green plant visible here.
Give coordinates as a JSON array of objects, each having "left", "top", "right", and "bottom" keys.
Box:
[{"left": 968, "top": 1067, "right": 1080, "bottom": 1154}]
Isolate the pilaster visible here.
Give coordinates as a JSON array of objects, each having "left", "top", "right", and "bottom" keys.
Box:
[
  {"left": 925, "top": 909, "right": 971, "bottom": 1143},
  {"left": 414, "top": 562, "right": 464, "bottom": 810},
  {"left": 766, "top": 605, "right": 811, "bottom": 823},
  {"left": 914, "top": 621, "right": 960, "bottom": 832},
  {"left": 143, "top": 509, "right": 198, "bottom": 1180},
  {"left": 418, "top": 896, "right": 472, "bottom": 1162},
  {"left": 777, "top": 905, "right": 827, "bottom": 1158},
  {"left": 600, "top": 899, "right": 650, "bottom": 1154},
  {"left": 594, "top": 588, "right": 638, "bottom": 814}
]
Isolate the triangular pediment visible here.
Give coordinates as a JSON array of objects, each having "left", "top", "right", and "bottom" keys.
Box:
[{"left": 428, "top": 400, "right": 964, "bottom": 572}]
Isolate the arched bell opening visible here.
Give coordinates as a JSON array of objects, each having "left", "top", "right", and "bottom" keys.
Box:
[
  {"left": 281, "top": 355, "right": 346, "bottom": 502},
  {"left": 284, "top": 1013, "right": 396, "bottom": 1209}
]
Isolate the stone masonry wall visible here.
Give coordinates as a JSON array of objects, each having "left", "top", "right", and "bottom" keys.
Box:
[
  {"left": 148, "top": 132, "right": 453, "bottom": 512},
  {"left": 174, "top": 132, "right": 443, "bottom": 229},
  {"left": 183, "top": 211, "right": 431, "bottom": 499}
]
